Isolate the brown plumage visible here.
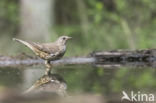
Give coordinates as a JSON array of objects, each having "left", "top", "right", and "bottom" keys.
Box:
[
  {"left": 13, "top": 36, "right": 72, "bottom": 75},
  {"left": 23, "top": 73, "right": 67, "bottom": 95}
]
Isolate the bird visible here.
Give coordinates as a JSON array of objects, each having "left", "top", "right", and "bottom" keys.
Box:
[
  {"left": 23, "top": 73, "right": 67, "bottom": 96},
  {"left": 13, "top": 36, "right": 72, "bottom": 75}
]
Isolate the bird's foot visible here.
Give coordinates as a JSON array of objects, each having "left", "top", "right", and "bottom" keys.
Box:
[
  {"left": 45, "top": 60, "right": 52, "bottom": 75},
  {"left": 45, "top": 60, "right": 51, "bottom": 68},
  {"left": 45, "top": 68, "right": 51, "bottom": 75}
]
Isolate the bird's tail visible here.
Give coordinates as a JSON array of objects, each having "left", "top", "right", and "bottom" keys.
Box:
[
  {"left": 13, "top": 38, "right": 35, "bottom": 51},
  {"left": 23, "top": 85, "right": 36, "bottom": 94}
]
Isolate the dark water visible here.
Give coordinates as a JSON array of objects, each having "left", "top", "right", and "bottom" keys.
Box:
[{"left": 0, "top": 65, "right": 156, "bottom": 94}]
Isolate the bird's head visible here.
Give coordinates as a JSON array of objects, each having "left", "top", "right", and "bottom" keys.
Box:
[{"left": 57, "top": 36, "right": 72, "bottom": 45}]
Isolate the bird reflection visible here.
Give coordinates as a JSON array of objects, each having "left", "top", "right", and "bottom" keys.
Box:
[{"left": 24, "top": 73, "right": 67, "bottom": 96}]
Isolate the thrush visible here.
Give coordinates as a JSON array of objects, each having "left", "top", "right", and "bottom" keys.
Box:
[
  {"left": 24, "top": 73, "right": 67, "bottom": 96},
  {"left": 13, "top": 36, "right": 72, "bottom": 75}
]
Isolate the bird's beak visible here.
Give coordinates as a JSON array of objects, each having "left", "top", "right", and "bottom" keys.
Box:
[{"left": 67, "top": 36, "right": 72, "bottom": 39}]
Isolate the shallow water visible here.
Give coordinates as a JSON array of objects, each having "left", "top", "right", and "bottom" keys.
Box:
[{"left": 0, "top": 64, "right": 156, "bottom": 95}]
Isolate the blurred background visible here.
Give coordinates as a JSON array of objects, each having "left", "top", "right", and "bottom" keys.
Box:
[{"left": 0, "top": 0, "right": 156, "bottom": 102}]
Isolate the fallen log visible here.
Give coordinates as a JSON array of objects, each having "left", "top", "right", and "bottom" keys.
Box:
[{"left": 92, "top": 49, "right": 156, "bottom": 68}]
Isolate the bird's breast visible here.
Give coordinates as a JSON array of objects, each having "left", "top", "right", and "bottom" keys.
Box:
[
  {"left": 47, "top": 45, "right": 66, "bottom": 61},
  {"left": 56, "top": 45, "right": 66, "bottom": 58},
  {"left": 57, "top": 45, "right": 65, "bottom": 53},
  {"left": 60, "top": 45, "right": 66, "bottom": 53}
]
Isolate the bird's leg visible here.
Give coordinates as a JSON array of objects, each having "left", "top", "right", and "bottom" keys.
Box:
[{"left": 45, "top": 60, "right": 52, "bottom": 75}]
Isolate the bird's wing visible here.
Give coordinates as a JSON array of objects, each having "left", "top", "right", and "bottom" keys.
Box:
[
  {"left": 36, "top": 43, "right": 60, "bottom": 54},
  {"left": 31, "top": 42, "right": 44, "bottom": 51}
]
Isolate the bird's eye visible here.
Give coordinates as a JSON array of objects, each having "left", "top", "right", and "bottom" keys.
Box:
[{"left": 63, "top": 37, "right": 66, "bottom": 40}]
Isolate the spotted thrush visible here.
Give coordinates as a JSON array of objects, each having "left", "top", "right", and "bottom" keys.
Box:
[{"left": 13, "top": 36, "right": 72, "bottom": 75}]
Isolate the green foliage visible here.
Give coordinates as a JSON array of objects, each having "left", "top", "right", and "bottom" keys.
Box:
[
  {"left": 0, "top": 0, "right": 19, "bottom": 24},
  {"left": 0, "top": 0, "right": 19, "bottom": 37}
]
